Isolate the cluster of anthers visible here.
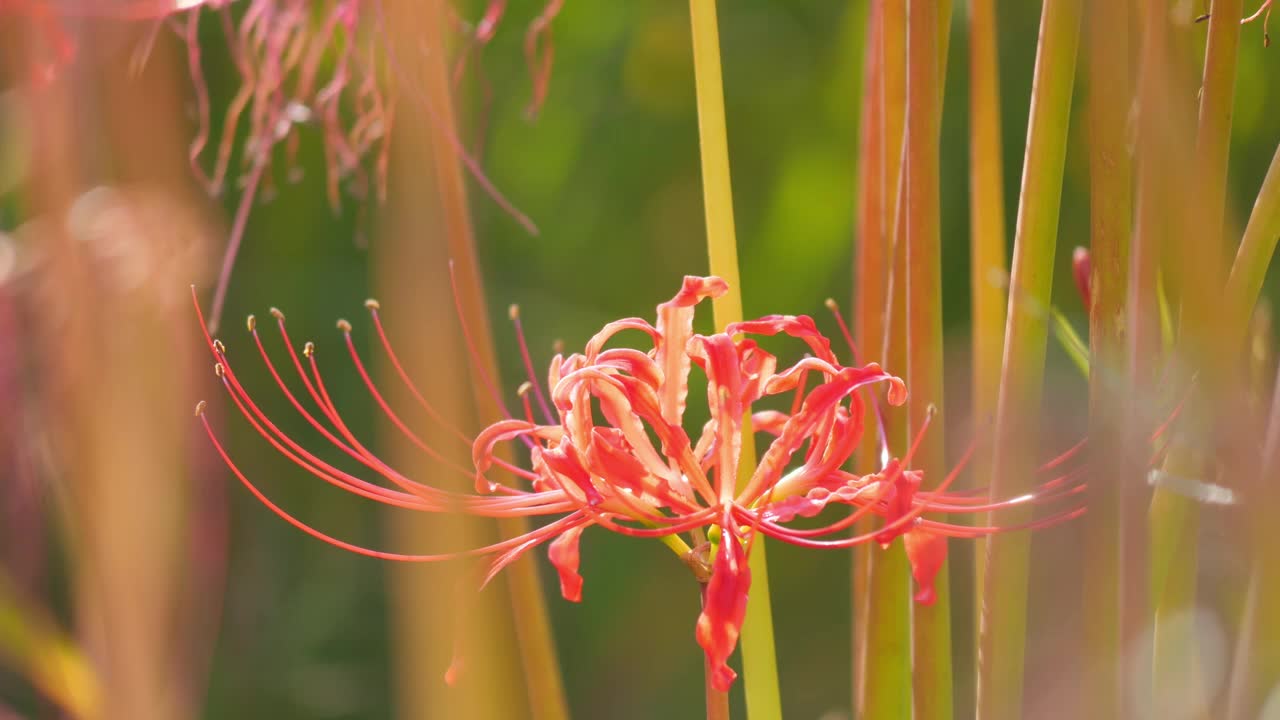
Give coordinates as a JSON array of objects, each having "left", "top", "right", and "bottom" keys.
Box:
[{"left": 193, "top": 275, "right": 1086, "bottom": 690}]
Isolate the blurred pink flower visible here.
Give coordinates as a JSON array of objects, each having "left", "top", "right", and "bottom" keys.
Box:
[
  {"left": 9, "top": 0, "right": 561, "bottom": 331},
  {"left": 195, "top": 275, "right": 1084, "bottom": 689}
]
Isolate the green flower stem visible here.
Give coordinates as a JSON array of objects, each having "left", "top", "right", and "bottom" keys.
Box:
[
  {"left": 1224, "top": 141, "right": 1280, "bottom": 351},
  {"left": 687, "top": 1, "right": 782, "bottom": 717},
  {"left": 1146, "top": 1, "right": 1242, "bottom": 714},
  {"left": 966, "top": 0, "right": 1008, "bottom": 652},
  {"left": 905, "top": 0, "right": 952, "bottom": 717},
  {"left": 1082, "top": 0, "right": 1132, "bottom": 715},
  {"left": 1227, "top": 359, "right": 1280, "bottom": 719},
  {"left": 0, "top": 573, "right": 98, "bottom": 719},
  {"left": 1194, "top": 0, "right": 1242, "bottom": 259},
  {"left": 860, "top": 1, "right": 910, "bottom": 716},
  {"left": 852, "top": 4, "right": 885, "bottom": 712},
  {"left": 1148, "top": 126, "right": 1280, "bottom": 720},
  {"left": 1218, "top": 120, "right": 1280, "bottom": 720},
  {"left": 383, "top": 3, "right": 569, "bottom": 717},
  {"left": 975, "top": 0, "right": 1081, "bottom": 718}
]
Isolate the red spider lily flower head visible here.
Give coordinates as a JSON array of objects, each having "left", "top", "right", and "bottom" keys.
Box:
[
  {"left": 194, "top": 275, "right": 1085, "bottom": 690},
  {"left": 11, "top": 0, "right": 558, "bottom": 332}
]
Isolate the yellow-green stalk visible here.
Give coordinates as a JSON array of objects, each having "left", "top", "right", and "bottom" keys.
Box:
[
  {"left": 966, "top": 0, "right": 1008, "bottom": 643},
  {"left": 975, "top": 0, "right": 1082, "bottom": 717},
  {"left": 859, "top": 1, "right": 910, "bottom": 715},
  {"left": 852, "top": 3, "right": 885, "bottom": 711},
  {"left": 381, "top": 2, "right": 568, "bottom": 718},
  {"left": 687, "top": 0, "right": 782, "bottom": 716},
  {"left": 1217, "top": 141, "right": 1280, "bottom": 720},
  {"left": 0, "top": 573, "right": 98, "bottom": 718},
  {"left": 1140, "top": 0, "right": 1223, "bottom": 712},
  {"left": 1082, "top": 0, "right": 1132, "bottom": 716},
  {"left": 1227, "top": 325, "right": 1280, "bottom": 720},
  {"left": 905, "top": 0, "right": 951, "bottom": 717},
  {"left": 23, "top": 29, "right": 204, "bottom": 720}
]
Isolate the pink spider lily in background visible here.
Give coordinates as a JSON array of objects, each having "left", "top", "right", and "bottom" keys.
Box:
[
  {"left": 7, "top": 0, "right": 561, "bottom": 330},
  {"left": 193, "top": 275, "right": 1085, "bottom": 690}
]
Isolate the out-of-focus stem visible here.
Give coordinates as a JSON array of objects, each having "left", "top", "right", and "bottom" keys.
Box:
[
  {"left": 1219, "top": 76, "right": 1280, "bottom": 720},
  {"left": 1082, "top": 0, "right": 1132, "bottom": 716},
  {"left": 861, "top": 2, "right": 910, "bottom": 716},
  {"left": 1195, "top": 0, "right": 1242, "bottom": 257},
  {"left": 1141, "top": 0, "right": 1218, "bottom": 713},
  {"left": 0, "top": 573, "right": 99, "bottom": 719},
  {"left": 1224, "top": 142, "right": 1280, "bottom": 352},
  {"left": 22, "top": 25, "right": 208, "bottom": 720},
  {"left": 1227, "top": 345, "right": 1280, "bottom": 719},
  {"left": 966, "top": 0, "right": 1007, "bottom": 639},
  {"left": 975, "top": 0, "right": 1081, "bottom": 717},
  {"left": 381, "top": 2, "right": 566, "bottom": 719},
  {"left": 905, "top": 0, "right": 951, "bottom": 717},
  {"left": 687, "top": 1, "right": 782, "bottom": 717},
  {"left": 852, "top": 3, "right": 884, "bottom": 712}
]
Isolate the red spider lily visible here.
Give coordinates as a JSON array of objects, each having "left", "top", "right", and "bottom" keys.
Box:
[
  {"left": 193, "top": 275, "right": 1085, "bottom": 690},
  {"left": 10, "top": 0, "right": 557, "bottom": 332}
]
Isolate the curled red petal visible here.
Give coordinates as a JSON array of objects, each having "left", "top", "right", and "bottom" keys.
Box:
[
  {"left": 540, "top": 442, "right": 603, "bottom": 506},
  {"left": 548, "top": 525, "right": 585, "bottom": 602},
  {"left": 903, "top": 528, "right": 947, "bottom": 605},
  {"left": 725, "top": 314, "right": 837, "bottom": 364},
  {"left": 695, "top": 518, "right": 750, "bottom": 692},
  {"left": 655, "top": 276, "right": 729, "bottom": 425}
]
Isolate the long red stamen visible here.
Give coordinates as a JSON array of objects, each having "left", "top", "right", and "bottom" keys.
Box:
[
  {"left": 447, "top": 262, "right": 518, "bottom": 424},
  {"left": 745, "top": 426, "right": 959, "bottom": 550},
  {"left": 337, "top": 320, "right": 504, "bottom": 480},
  {"left": 363, "top": 300, "right": 473, "bottom": 446},
  {"left": 823, "top": 298, "right": 862, "bottom": 366},
  {"left": 203, "top": 408, "right": 587, "bottom": 557},
  {"left": 1038, "top": 437, "right": 1087, "bottom": 473},
  {"left": 920, "top": 504, "right": 1088, "bottom": 538},
  {"left": 212, "top": 374, "right": 433, "bottom": 510},
  {"left": 305, "top": 345, "right": 476, "bottom": 498},
  {"left": 200, "top": 410, "right": 454, "bottom": 561},
  {"left": 509, "top": 304, "right": 556, "bottom": 424},
  {"left": 196, "top": 294, "right": 422, "bottom": 498},
  {"left": 217, "top": 338, "right": 452, "bottom": 504},
  {"left": 517, "top": 382, "right": 537, "bottom": 425}
]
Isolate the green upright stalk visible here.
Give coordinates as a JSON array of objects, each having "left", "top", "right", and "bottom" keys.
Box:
[
  {"left": 687, "top": 1, "right": 782, "bottom": 717},
  {"left": 1227, "top": 359, "right": 1280, "bottom": 719},
  {"left": 852, "top": 5, "right": 884, "bottom": 711},
  {"left": 1195, "top": 0, "right": 1242, "bottom": 251},
  {"left": 0, "top": 573, "right": 98, "bottom": 719},
  {"left": 905, "top": 1, "right": 951, "bottom": 718},
  {"left": 1224, "top": 142, "right": 1280, "bottom": 348},
  {"left": 975, "top": 1, "right": 1081, "bottom": 718},
  {"left": 382, "top": 3, "right": 569, "bottom": 718},
  {"left": 1146, "top": 2, "right": 1242, "bottom": 716},
  {"left": 966, "top": 0, "right": 1008, "bottom": 634},
  {"left": 1082, "top": 1, "right": 1131, "bottom": 716},
  {"left": 861, "top": 2, "right": 910, "bottom": 716},
  {"left": 1220, "top": 140, "right": 1280, "bottom": 720},
  {"left": 858, "top": 5, "right": 952, "bottom": 716}
]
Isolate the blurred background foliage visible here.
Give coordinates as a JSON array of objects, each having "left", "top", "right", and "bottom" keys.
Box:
[{"left": 3, "top": 0, "right": 1280, "bottom": 718}]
